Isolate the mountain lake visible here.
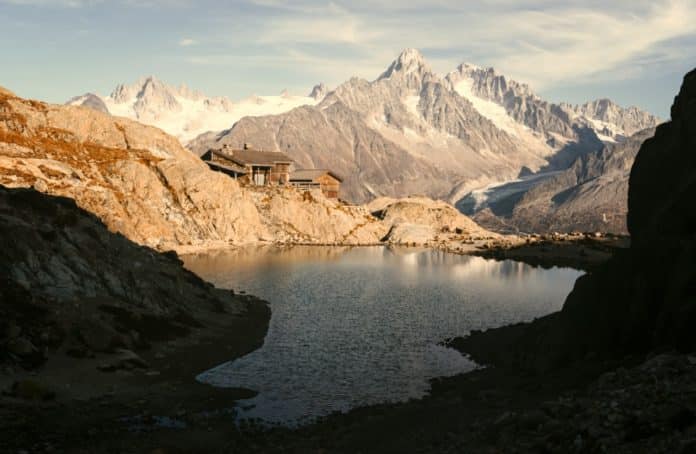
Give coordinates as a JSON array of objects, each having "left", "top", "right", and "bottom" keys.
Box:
[{"left": 182, "top": 246, "right": 583, "bottom": 426}]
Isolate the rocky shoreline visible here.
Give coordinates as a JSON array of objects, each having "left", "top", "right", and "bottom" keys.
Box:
[
  {"left": 0, "top": 186, "right": 272, "bottom": 453},
  {"left": 0, "top": 236, "right": 644, "bottom": 454},
  {"left": 0, "top": 194, "right": 645, "bottom": 454},
  {"left": 468, "top": 233, "right": 629, "bottom": 272}
]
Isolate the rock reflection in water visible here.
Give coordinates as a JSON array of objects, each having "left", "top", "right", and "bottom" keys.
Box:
[{"left": 183, "top": 246, "right": 582, "bottom": 426}]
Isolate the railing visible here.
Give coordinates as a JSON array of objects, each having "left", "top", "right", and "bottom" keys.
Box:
[{"left": 290, "top": 182, "right": 321, "bottom": 190}]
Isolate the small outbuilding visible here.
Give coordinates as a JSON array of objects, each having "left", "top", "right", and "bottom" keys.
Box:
[
  {"left": 201, "top": 144, "right": 293, "bottom": 186},
  {"left": 289, "top": 169, "right": 343, "bottom": 199}
]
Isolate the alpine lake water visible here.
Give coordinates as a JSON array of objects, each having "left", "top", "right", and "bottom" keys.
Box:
[{"left": 182, "top": 246, "right": 583, "bottom": 426}]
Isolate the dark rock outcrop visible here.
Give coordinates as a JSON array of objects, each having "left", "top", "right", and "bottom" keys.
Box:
[
  {"left": 0, "top": 186, "right": 268, "bottom": 368},
  {"left": 454, "top": 69, "right": 696, "bottom": 369}
]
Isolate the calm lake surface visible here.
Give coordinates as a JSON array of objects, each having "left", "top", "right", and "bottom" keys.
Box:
[{"left": 183, "top": 246, "right": 582, "bottom": 425}]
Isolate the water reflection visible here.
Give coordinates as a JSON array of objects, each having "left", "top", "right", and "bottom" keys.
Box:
[{"left": 183, "top": 246, "right": 583, "bottom": 426}]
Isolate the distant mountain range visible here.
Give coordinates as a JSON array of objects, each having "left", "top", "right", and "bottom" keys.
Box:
[
  {"left": 67, "top": 77, "right": 325, "bottom": 142},
  {"left": 68, "top": 49, "right": 662, "bottom": 231}
]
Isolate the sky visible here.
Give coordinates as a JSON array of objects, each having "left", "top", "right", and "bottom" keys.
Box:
[{"left": 1, "top": 0, "right": 695, "bottom": 118}]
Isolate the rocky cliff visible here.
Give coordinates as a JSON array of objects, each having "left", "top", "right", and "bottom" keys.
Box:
[
  {"left": 191, "top": 49, "right": 659, "bottom": 205},
  {"left": 454, "top": 68, "right": 696, "bottom": 368},
  {"left": 2, "top": 86, "right": 497, "bottom": 252},
  {"left": 1, "top": 88, "right": 399, "bottom": 251},
  {"left": 551, "top": 69, "right": 696, "bottom": 361},
  {"left": 0, "top": 87, "right": 267, "bottom": 253},
  {"left": 0, "top": 186, "right": 269, "bottom": 368}
]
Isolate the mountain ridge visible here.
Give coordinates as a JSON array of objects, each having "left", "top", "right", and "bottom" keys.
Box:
[
  {"left": 67, "top": 76, "right": 322, "bottom": 142},
  {"left": 189, "top": 49, "right": 660, "bottom": 204},
  {"left": 68, "top": 49, "right": 662, "bottom": 214}
]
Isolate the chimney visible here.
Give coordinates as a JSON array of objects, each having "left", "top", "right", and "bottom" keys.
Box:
[{"left": 243, "top": 143, "right": 252, "bottom": 150}]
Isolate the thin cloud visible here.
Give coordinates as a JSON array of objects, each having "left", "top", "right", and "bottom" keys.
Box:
[
  {"left": 179, "top": 37, "right": 197, "bottom": 47},
  {"left": 245, "top": 0, "right": 696, "bottom": 91}
]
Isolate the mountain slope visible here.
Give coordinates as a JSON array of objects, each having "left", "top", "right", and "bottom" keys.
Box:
[
  {"left": 190, "top": 101, "right": 452, "bottom": 203},
  {"left": 454, "top": 67, "right": 696, "bottom": 369},
  {"left": 191, "top": 49, "right": 659, "bottom": 204},
  {"left": 471, "top": 128, "right": 656, "bottom": 234},
  {"left": 1, "top": 86, "right": 398, "bottom": 252},
  {"left": 67, "top": 50, "right": 661, "bottom": 214},
  {"left": 5, "top": 85, "right": 499, "bottom": 250},
  {"left": 0, "top": 185, "right": 269, "bottom": 369},
  {"left": 67, "top": 76, "right": 321, "bottom": 142}
]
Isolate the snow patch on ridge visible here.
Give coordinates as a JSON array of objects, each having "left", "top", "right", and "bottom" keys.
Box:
[
  {"left": 404, "top": 95, "right": 421, "bottom": 119},
  {"left": 73, "top": 77, "right": 324, "bottom": 143},
  {"left": 453, "top": 79, "right": 521, "bottom": 136},
  {"left": 102, "top": 92, "right": 318, "bottom": 143}
]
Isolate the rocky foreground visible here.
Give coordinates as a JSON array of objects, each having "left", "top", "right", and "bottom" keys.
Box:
[{"left": 0, "top": 185, "right": 271, "bottom": 453}]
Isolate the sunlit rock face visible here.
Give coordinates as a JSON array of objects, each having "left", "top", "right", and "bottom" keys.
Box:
[
  {"left": 2, "top": 87, "right": 496, "bottom": 252},
  {"left": 191, "top": 49, "right": 659, "bottom": 210},
  {"left": 0, "top": 86, "right": 264, "bottom": 253}
]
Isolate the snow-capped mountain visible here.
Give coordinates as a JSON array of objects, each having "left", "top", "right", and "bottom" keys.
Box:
[
  {"left": 66, "top": 93, "right": 110, "bottom": 114},
  {"left": 70, "top": 49, "right": 661, "bottom": 213},
  {"left": 444, "top": 64, "right": 660, "bottom": 145},
  {"left": 565, "top": 98, "right": 661, "bottom": 142},
  {"left": 308, "top": 83, "right": 329, "bottom": 100},
  {"left": 191, "top": 49, "right": 660, "bottom": 204},
  {"left": 67, "top": 76, "right": 323, "bottom": 142}
]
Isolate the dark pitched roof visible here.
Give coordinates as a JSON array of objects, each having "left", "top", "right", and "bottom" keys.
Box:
[
  {"left": 209, "top": 148, "right": 293, "bottom": 166},
  {"left": 290, "top": 169, "right": 343, "bottom": 183},
  {"left": 204, "top": 160, "right": 247, "bottom": 174}
]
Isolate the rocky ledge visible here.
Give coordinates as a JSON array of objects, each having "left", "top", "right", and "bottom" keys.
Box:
[
  {"left": 0, "top": 185, "right": 269, "bottom": 369},
  {"left": 0, "top": 185, "right": 271, "bottom": 452}
]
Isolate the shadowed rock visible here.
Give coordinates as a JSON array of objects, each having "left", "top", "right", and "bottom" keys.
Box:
[
  {"left": 453, "top": 68, "right": 696, "bottom": 370},
  {"left": 0, "top": 186, "right": 268, "bottom": 368}
]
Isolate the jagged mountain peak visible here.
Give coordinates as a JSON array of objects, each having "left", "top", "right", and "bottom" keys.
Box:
[
  {"left": 70, "top": 76, "right": 321, "bottom": 142},
  {"left": 447, "top": 63, "right": 537, "bottom": 101},
  {"left": 110, "top": 75, "right": 165, "bottom": 103},
  {"left": 109, "top": 75, "right": 206, "bottom": 104},
  {"left": 397, "top": 48, "right": 425, "bottom": 64},
  {"left": 66, "top": 93, "right": 110, "bottom": 115},
  {"left": 309, "top": 83, "right": 329, "bottom": 100},
  {"left": 378, "top": 48, "right": 433, "bottom": 81},
  {"left": 569, "top": 98, "right": 663, "bottom": 138},
  {"left": 455, "top": 62, "right": 490, "bottom": 74}
]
